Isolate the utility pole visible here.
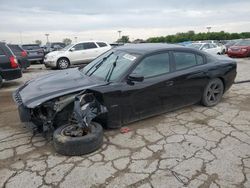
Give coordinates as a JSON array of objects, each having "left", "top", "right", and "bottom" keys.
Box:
[
  {"left": 117, "top": 30, "right": 122, "bottom": 40},
  {"left": 45, "top": 33, "right": 50, "bottom": 43},
  {"left": 19, "top": 31, "right": 23, "bottom": 44},
  {"left": 206, "top": 27, "right": 212, "bottom": 33}
]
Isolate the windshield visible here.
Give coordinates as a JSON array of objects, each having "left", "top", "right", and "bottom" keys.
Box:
[
  {"left": 60, "top": 44, "right": 74, "bottom": 51},
  {"left": 81, "top": 50, "right": 139, "bottom": 81},
  {"left": 235, "top": 40, "right": 250, "bottom": 46},
  {"left": 187, "top": 43, "right": 202, "bottom": 49}
]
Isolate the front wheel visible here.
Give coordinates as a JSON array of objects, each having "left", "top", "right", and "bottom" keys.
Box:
[
  {"left": 57, "top": 58, "right": 70, "bottom": 69},
  {"left": 201, "top": 78, "right": 224, "bottom": 107},
  {"left": 53, "top": 122, "right": 103, "bottom": 156}
]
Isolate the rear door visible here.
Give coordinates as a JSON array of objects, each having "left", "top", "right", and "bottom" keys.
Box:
[
  {"left": 167, "top": 50, "right": 209, "bottom": 109},
  {"left": 96, "top": 42, "right": 111, "bottom": 55},
  {"left": 82, "top": 42, "right": 99, "bottom": 61}
]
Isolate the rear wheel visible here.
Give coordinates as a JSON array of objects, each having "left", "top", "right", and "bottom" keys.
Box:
[
  {"left": 202, "top": 78, "right": 224, "bottom": 107},
  {"left": 57, "top": 58, "right": 70, "bottom": 69}
]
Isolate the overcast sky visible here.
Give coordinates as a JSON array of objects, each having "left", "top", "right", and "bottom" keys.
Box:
[{"left": 0, "top": 0, "right": 250, "bottom": 44}]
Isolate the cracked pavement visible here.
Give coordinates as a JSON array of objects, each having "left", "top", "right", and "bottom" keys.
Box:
[{"left": 0, "top": 59, "right": 250, "bottom": 188}]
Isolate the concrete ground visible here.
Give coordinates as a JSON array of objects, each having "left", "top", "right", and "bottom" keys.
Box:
[{"left": 0, "top": 58, "right": 250, "bottom": 188}]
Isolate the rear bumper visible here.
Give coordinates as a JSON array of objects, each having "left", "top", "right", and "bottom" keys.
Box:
[
  {"left": 27, "top": 55, "right": 44, "bottom": 62},
  {"left": 0, "top": 68, "right": 22, "bottom": 80}
]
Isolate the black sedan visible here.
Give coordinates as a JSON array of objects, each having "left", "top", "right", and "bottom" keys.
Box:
[{"left": 13, "top": 43, "right": 237, "bottom": 155}]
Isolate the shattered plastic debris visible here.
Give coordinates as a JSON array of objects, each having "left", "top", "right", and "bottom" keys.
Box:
[{"left": 120, "top": 127, "right": 131, "bottom": 134}]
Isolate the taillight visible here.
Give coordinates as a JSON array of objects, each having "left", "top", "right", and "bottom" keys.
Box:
[
  {"left": 9, "top": 56, "right": 19, "bottom": 68},
  {"left": 21, "top": 51, "right": 27, "bottom": 57}
]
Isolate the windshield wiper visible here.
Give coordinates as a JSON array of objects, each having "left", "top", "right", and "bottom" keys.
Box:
[
  {"left": 105, "top": 56, "right": 119, "bottom": 82},
  {"left": 87, "top": 52, "right": 114, "bottom": 76}
]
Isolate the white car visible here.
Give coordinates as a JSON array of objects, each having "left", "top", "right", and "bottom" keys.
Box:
[
  {"left": 188, "top": 43, "right": 223, "bottom": 55},
  {"left": 44, "top": 41, "right": 111, "bottom": 69}
]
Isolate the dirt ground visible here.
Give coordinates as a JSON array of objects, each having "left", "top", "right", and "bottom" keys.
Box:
[{"left": 0, "top": 58, "right": 250, "bottom": 188}]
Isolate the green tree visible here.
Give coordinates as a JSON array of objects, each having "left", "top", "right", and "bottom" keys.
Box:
[
  {"left": 117, "top": 36, "right": 130, "bottom": 43},
  {"left": 146, "top": 31, "right": 250, "bottom": 43},
  {"left": 35, "top": 40, "right": 42, "bottom": 45},
  {"left": 62, "top": 38, "right": 72, "bottom": 45}
]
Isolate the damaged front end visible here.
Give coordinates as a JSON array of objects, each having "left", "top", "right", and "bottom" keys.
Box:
[{"left": 16, "top": 91, "right": 107, "bottom": 136}]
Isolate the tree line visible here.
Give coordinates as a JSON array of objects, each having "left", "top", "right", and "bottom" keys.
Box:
[{"left": 146, "top": 31, "right": 250, "bottom": 43}]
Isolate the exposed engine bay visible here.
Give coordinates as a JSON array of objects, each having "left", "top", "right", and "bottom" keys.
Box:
[{"left": 29, "top": 91, "right": 107, "bottom": 136}]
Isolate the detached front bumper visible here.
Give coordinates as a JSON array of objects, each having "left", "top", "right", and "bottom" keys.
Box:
[{"left": 13, "top": 90, "right": 31, "bottom": 122}]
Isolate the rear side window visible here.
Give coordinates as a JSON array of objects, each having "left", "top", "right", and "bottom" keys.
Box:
[
  {"left": 173, "top": 52, "right": 203, "bottom": 70},
  {"left": 97, "top": 42, "right": 107, "bottom": 47},
  {"left": 132, "top": 52, "right": 170, "bottom": 78},
  {"left": 8, "top": 45, "right": 22, "bottom": 53},
  {"left": 196, "top": 55, "right": 204, "bottom": 65},
  {"left": 83, "top": 42, "right": 97, "bottom": 49},
  {"left": 22, "top": 45, "right": 40, "bottom": 50},
  {"left": 0, "top": 48, "right": 5, "bottom": 56}
]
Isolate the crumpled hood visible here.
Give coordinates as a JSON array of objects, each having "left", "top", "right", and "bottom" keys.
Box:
[{"left": 16, "top": 68, "right": 106, "bottom": 108}]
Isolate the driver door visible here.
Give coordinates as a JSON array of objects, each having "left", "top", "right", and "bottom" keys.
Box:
[
  {"left": 67, "top": 43, "right": 85, "bottom": 64},
  {"left": 122, "top": 52, "right": 174, "bottom": 122}
]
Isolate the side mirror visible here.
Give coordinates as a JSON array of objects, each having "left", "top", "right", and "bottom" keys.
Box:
[
  {"left": 70, "top": 47, "right": 75, "bottom": 52},
  {"left": 128, "top": 74, "right": 144, "bottom": 83}
]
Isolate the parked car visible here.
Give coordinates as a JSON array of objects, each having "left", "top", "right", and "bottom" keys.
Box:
[
  {"left": 44, "top": 41, "right": 111, "bottom": 69},
  {"left": 227, "top": 39, "right": 250, "bottom": 58},
  {"left": 7, "top": 44, "right": 30, "bottom": 71},
  {"left": 0, "top": 42, "right": 22, "bottom": 88},
  {"left": 187, "top": 43, "right": 223, "bottom": 55},
  {"left": 21, "top": 44, "right": 45, "bottom": 63},
  {"left": 44, "top": 42, "right": 66, "bottom": 54},
  {"left": 14, "top": 43, "right": 236, "bottom": 155},
  {"left": 225, "top": 39, "right": 241, "bottom": 53}
]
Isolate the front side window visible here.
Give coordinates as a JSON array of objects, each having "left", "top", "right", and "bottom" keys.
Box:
[
  {"left": 83, "top": 42, "right": 97, "bottom": 49},
  {"left": 173, "top": 52, "right": 203, "bottom": 70},
  {"left": 132, "top": 53, "right": 170, "bottom": 78},
  {"left": 73, "top": 43, "right": 84, "bottom": 51}
]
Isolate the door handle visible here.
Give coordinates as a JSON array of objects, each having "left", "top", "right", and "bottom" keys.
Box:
[{"left": 165, "top": 81, "right": 174, "bottom": 86}]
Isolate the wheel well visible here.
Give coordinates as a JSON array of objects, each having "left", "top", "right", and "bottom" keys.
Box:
[{"left": 218, "top": 77, "right": 226, "bottom": 92}]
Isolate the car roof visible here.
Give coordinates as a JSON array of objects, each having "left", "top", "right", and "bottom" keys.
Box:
[
  {"left": 22, "top": 44, "right": 40, "bottom": 46},
  {"left": 76, "top": 41, "right": 108, "bottom": 44},
  {"left": 114, "top": 43, "right": 186, "bottom": 54}
]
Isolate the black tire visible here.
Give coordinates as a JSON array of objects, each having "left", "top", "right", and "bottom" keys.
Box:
[
  {"left": 0, "top": 75, "right": 3, "bottom": 88},
  {"left": 57, "top": 58, "right": 70, "bottom": 69},
  {"left": 39, "top": 60, "right": 44, "bottom": 64},
  {"left": 53, "top": 122, "right": 103, "bottom": 156},
  {"left": 202, "top": 78, "right": 224, "bottom": 107}
]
